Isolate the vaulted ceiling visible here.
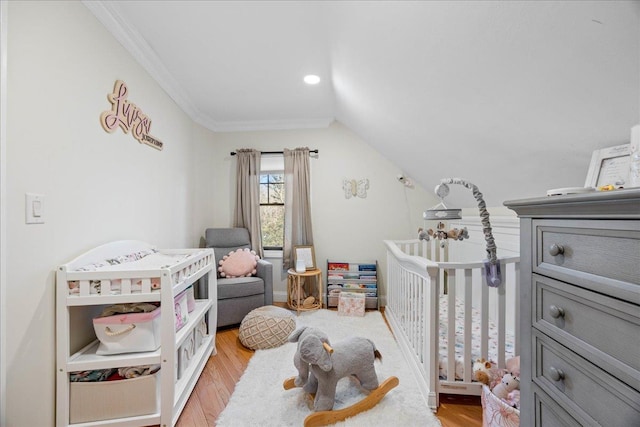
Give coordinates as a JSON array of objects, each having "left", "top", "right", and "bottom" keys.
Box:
[{"left": 85, "top": 1, "right": 640, "bottom": 207}]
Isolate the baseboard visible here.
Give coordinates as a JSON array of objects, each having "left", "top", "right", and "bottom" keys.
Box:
[{"left": 273, "top": 290, "right": 288, "bottom": 303}]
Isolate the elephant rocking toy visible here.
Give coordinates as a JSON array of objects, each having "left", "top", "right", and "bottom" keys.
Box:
[{"left": 284, "top": 327, "right": 399, "bottom": 427}]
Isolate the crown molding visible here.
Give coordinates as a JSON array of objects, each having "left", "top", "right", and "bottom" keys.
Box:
[
  {"left": 82, "top": 1, "right": 202, "bottom": 120},
  {"left": 83, "top": 1, "right": 335, "bottom": 133}
]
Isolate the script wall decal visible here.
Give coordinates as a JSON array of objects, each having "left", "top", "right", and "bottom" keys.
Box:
[{"left": 100, "top": 80, "right": 164, "bottom": 150}]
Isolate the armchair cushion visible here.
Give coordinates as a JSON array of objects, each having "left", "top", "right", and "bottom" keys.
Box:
[
  {"left": 217, "top": 276, "right": 264, "bottom": 300},
  {"left": 218, "top": 248, "right": 259, "bottom": 278}
]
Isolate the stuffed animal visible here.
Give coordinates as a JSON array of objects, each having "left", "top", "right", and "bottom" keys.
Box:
[
  {"left": 417, "top": 227, "right": 429, "bottom": 241},
  {"left": 446, "top": 227, "right": 469, "bottom": 241},
  {"left": 492, "top": 373, "right": 520, "bottom": 400},
  {"left": 506, "top": 355, "right": 520, "bottom": 378},
  {"left": 288, "top": 327, "right": 331, "bottom": 393},
  {"left": 420, "top": 223, "right": 470, "bottom": 243},
  {"left": 455, "top": 227, "right": 469, "bottom": 241},
  {"left": 292, "top": 331, "right": 381, "bottom": 411},
  {"left": 472, "top": 358, "right": 501, "bottom": 387},
  {"left": 504, "top": 389, "right": 521, "bottom": 409}
]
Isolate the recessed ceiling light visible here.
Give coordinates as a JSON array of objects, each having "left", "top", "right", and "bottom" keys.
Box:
[{"left": 304, "top": 75, "right": 321, "bottom": 85}]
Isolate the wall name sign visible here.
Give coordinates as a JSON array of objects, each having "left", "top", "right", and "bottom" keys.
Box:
[{"left": 100, "top": 80, "right": 163, "bottom": 150}]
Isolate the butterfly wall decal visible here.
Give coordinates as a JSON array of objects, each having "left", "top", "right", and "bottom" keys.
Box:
[{"left": 343, "top": 178, "right": 369, "bottom": 199}]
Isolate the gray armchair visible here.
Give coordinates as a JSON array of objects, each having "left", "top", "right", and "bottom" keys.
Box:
[{"left": 204, "top": 227, "right": 273, "bottom": 328}]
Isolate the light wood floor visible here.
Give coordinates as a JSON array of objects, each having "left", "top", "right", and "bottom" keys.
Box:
[{"left": 176, "top": 309, "right": 482, "bottom": 426}]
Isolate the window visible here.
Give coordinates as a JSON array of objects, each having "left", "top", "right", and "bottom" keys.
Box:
[{"left": 259, "top": 172, "right": 284, "bottom": 249}]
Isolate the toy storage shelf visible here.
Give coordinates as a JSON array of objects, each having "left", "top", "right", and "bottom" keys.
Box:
[
  {"left": 56, "top": 241, "right": 217, "bottom": 427},
  {"left": 326, "top": 261, "right": 378, "bottom": 310}
]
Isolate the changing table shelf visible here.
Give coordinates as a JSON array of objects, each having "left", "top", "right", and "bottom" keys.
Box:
[
  {"left": 67, "top": 300, "right": 213, "bottom": 371},
  {"left": 56, "top": 241, "right": 217, "bottom": 427}
]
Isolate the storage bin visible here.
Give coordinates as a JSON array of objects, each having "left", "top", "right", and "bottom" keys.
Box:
[
  {"left": 69, "top": 371, "right": 159, "bottom": 423},
  {"left": 186, "top": 285, "right": 196, "bottom": 312},
  {"left": 194, "top": 317, "right": 207, "bottom": 350},
  {"left": 338, "top": 292, "right": 365, "bottom": 317},
  {"left": 174, "top": 289, "right": 190, "bottom": 331},
  {"left": 481, "top": 384, "right": 520, "bottom": 427},
  {"left": 177, "top": 331, "right": 196, "bottom": 380},
  {"left": 329, "top": 294, "right": 377, "bottom": 310},
  {"left": 94, "top": 306, "right": 162, "bottom": 355},
  {"left": 94, "top": 291, "right": 190, "bottom": 355}
]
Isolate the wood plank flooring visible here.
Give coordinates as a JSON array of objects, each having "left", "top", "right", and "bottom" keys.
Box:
[{"left": 176, "top": 310, "right": 482, "bottom": 426}]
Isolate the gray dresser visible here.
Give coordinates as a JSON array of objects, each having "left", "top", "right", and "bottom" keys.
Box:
[{"left": 505, "top": 189, "right": 640, "bottom": 427}]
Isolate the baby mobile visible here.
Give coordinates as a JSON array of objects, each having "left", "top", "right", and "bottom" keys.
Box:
[{"left": 418, "top": 178, "right": 501, "bottom": 287}]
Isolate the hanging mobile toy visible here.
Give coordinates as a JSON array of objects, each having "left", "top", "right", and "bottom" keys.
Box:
[{"left": 422, "top": 178, "right": 501, "bottom": 287}]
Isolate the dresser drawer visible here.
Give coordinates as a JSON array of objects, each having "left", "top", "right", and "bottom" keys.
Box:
[
  {"left": 533, "top": 219, "right": 640, "bottom": 303},
  {"left": 532, "top": 385, "right": 581, "bottom": 427},
  {"left": 533, "top": 274, "right": 640, "bottom": 390},
  {"left": 533, "top": 332, "right": 640, "bottom": 426}
]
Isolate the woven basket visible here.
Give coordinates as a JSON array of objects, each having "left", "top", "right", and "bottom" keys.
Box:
[
  {"left": 239, "top": 306, "right": 296, "bottom": 350},
  {"left": 481, "top": 384, "right": 520, "bottom": 427}
]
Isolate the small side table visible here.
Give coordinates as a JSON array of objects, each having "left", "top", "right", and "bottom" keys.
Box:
[{"left": 287, "top": 268, "right": 323, "bottom": 315}]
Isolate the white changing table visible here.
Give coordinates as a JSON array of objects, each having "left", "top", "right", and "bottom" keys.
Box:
[{"left": 55, "top": 240, "right": 217, "bottom": 427}]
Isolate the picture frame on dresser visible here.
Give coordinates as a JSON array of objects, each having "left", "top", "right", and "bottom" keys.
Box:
[
  {"left": 584, "top": 143, "right": 630, "bottom": 188},
  {"left": 293, "top": 245, "right": 316, "bottom": 270}
]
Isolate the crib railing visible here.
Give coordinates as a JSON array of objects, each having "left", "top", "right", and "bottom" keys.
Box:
[{"left": 384, "top": 239, "right": 520, "bottom": 412}]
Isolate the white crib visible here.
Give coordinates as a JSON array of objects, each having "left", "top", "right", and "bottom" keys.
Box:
[{"left": 384, "top": 238, "right": 520, "bottom": 412}]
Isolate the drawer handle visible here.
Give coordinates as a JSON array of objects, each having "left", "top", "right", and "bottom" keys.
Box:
[
  {"left": 549, "top": 243, "right": 564, "bottom": 256},
  {"left": 549, "top": 366, "right": 565, "bottom": 381},
  {"left": 549, "top": 305, "right": 565, "bottom": 319}
]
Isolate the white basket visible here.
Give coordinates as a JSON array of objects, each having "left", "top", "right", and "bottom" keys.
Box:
[
  {"left": 177, "top": 330, "right": 196, "bottom": 380},
  {"left": 94, "top": 307, "right": 162, "bottom": 355},
  {"left": 481, "top": 384, "right": 520, "bottom": 427},
  {"left": 70, "top": 371, "right": 159, "bottom": 423},
  {"left": 194, "top": 317, "right": 207, "bottom": 350}
]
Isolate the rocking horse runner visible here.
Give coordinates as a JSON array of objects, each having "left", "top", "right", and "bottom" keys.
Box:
[{"left": 284, "top": 327, "right": 399, "bottom": 427}]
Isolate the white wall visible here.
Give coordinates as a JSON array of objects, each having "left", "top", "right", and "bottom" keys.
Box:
[
  {"left": 5, "top": 2, "right": 212, "bottom": 425},
  {"left": 192, "top": 122, "right": 437, "bottom": 302}
]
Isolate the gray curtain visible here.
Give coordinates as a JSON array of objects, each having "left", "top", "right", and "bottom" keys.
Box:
[
  {"left": 233, "top": 149, "right": 263, "bottom": 257},
  {"left": 283, "top": 147, "right": 314, "bottom": 268}
]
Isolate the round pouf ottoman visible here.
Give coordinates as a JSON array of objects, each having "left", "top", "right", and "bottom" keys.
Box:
[{"left": 239, "top": 305, "right": 296, "bottom": 350}]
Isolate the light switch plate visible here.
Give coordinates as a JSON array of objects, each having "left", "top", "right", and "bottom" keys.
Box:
[{"left": 25, "top": 193, "right": 45, "bottom": 224}]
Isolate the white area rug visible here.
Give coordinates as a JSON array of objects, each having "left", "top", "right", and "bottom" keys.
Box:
[{"left": 216, "top": 309, "right": 441, "bottom": 427}]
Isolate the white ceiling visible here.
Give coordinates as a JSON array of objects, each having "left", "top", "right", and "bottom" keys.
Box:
[{"left": 85, "top": 1, "right": 640, "bottom": 207}]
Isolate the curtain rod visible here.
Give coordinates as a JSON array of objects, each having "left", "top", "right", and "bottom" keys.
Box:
[{"left": 230, "top": 149, "right": 319, "bottom": 156}]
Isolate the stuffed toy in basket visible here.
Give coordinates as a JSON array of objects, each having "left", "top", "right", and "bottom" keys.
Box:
[{"left": 481, "top": 384, "right": 520, "bottom": 427}]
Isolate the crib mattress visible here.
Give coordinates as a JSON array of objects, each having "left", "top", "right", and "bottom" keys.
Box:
[{"left": 438, "top": 295, "right": 515, "bottom": 380}]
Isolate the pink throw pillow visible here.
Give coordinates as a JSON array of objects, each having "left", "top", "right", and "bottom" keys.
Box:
[{"left": 218, "top": 248, "right": 259, "bottom": 278}]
